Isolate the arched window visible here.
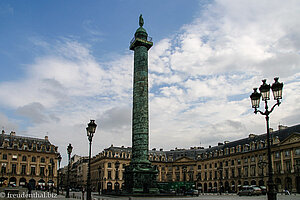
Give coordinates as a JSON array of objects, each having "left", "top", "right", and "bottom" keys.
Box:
[
  {"left": 22, "top": 156, "right": 27, "bottom": 162},
  {"left": 40, "top": 157, "right": 45, "bottom": 163},
  {"left": 32, "top": 157, "right": 36, "bottom": 162}
]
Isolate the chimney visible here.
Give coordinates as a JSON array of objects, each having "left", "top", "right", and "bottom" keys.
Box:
[
  {"left": 160, "top": 148, "right": 163, "bottom": 151},
  {"left": 278, "top": 125, "right": 288, "bottom": 130},
  {"left": 1, "top": 130, "right": 4, "bottom": 134},
  {"left": 269, "top": 128, "right": 274, "bottom": 133},
  {"left": 209, "top": 145, "right": 211, "bottom": 148},
  {"left": 249, "top": 134, "right": 256, "bottom": 139},
  {"left": 152, "top": 148, "right": 156, "bottom": 151},
  {"left": 218, "top": 142, "right": 223, "bottom": 146},
  {"left": 45, "top": 136, "right": 49, "bottom": 141},
  {"left": 10, "top": 131, "right": 16, "bottom": 136}
]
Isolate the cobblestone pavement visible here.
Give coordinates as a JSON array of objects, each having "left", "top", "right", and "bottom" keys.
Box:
[
  {"left": 91, "top": 193, "right": 300, "bottom": 200},
  {"left": 2, "top": 190, "right": 299, "bottom": 200}
]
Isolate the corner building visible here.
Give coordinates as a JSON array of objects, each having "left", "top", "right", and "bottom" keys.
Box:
[
  {"left": 90, "top": 124, "right": 300, "bottom": 194},
  {"left": 0, "top": 130, "right": 59, "bottom": 189}
]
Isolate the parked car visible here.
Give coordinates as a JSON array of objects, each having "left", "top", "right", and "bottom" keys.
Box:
[
  {"left": 259, "top": 186, "right": 267, "bottom": 195},
  {"left": 238, "top": 186, "right": 262, "bottom": 196},
  {"left": 185, "top": 189, "right": 199, "bottom": 196}
]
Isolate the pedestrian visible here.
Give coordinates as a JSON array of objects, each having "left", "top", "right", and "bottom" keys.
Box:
[
  {"left": 27, "top": 183, "right": 32, "bottom": 196},
  {"left": 82, "top": 187, "right": 85, "bottom": 200}
]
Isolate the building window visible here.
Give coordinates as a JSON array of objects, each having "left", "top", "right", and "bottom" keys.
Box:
[
  {"left": 204, "top": 164, "right": 207, "bottom": 169},
  {"left": 22, "top": 156, "right": 27, "bottom": 162},
  {"left": 108, "top": 163, "right": 112, "bottom": 168},
  {"left": 231, "top": 160, "right": 234, "bottom": 165},
  {"left": 285, "top": 161, "right": 291, "bottom": 172},
  {"left": 244, "top": 158, "right": 248, "bottom": 164},
  {"left": 108, "top": 171, "right": 112, "bottom": 179},
  {"left": 40, "top": 167, "right": 45, "bottom": 176},
  {"left": 21, "top": 165, "right": 26, "bottom": 175},
  {"left": 197, "top": 172, "right": 201, "bottom": 180},
  {"left": 31, "top": 166, "right": 36, "bottom": 175},
  {"left": 40, "top": 157, "right": 45, "bottom": 163},
  {"left": 12, "top": 155, "right": 17, "bottom": 161},
  {"left": 285, "top": 150, "right": 290, "bottom": 157},
  {"left": 176, "top": 173, "right": 180, "bottom": 181},
  {"left": 214, "top": 171, "right": 217, "bottom": 179},
  {"left": 204, "top": 172, "right": 207, "bottom": 180},
  {"left": 244, "top": 167, "right": 248, "bottom": 177},
  {"left": 251, "top": 156, "right": 255, "bottom": 162},
  {"left": 1, "top": 165, "right": 6, "bottom": 174},
  {"left": 32, "top": 157, "right": 36, "bottom": 162},
  {"left": 209, "top": 163, "right": 212, "bottom": 168},
  {"left": 250, "top": 166, "right": 256, "bottom": 176},
  {"left": 275, "top": 162, "right": 281, "bottom": 173},
  {"left": 237, "top": 159, "right": 241, "bottom": 165},
  {"left": 209, "top": 171, "right": 212, "bottom": 180},
  {"left": 295, "top": 148, "right": 300, "bottom": 155},
  {"left": 232, "top": 169, "right": 235, "bottom": 178},
  {"left": 225, "top": 169, "right": 228, "bottom": 179},
  {"left": 225, "top": 161, "right": 228, "bottom": 166},
  {"left": 215, "top": 163, "right": 217, "bottom": 168},
  {"left": 238, "top": 168, "right": 241, "bottom": 177},
  {"left": 2, "top": 154, "right": 7, "bottom": 160},
  {"left": 12, "top": 164, "right": 17, "bottom": 174},
  {"left": 275, "top": 151, "right": 280, "bottom": 158},
  {"left": 198, "top": 165, "right": 201, "bottom": 170}
]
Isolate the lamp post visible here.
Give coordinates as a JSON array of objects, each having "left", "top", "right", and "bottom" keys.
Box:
[
  {"left": 57, "top": 154, "right": 62, "bottom": 195},
  {"left": 115, "top": 161, "right": 120, "bottom": 193},
  {"left": 218, "top": 166, "right": 222, "bottom": 195},
  {"left": 51, "top": 159, "right": 54, "bottom": 192},
  {"left": 66, "top": 143, "right": 73, "bottom": 198},
  {"left": 97, "top": 166, "right": 101, "bottom": 195},
  {"left": 46, "top": 168, "right": 48, "bottom": 191},
  {"left": 86, "top": 120, "right": 97, "bottom": 200},
  {"left": 258, "top": 160, "right": 267, "bottom": 178},
  {"left": 250, "top": 77, "right": 283, "bottom": 200}
]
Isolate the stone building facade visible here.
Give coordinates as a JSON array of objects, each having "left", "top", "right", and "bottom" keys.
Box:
[
  {"left": 68, "top": 124, "right": 300, "bottom": 193},
  {"left": 0, "top": 130, "right": 59, "bottom": 189}
]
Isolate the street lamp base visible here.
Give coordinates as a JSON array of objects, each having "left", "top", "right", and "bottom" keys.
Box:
[{"left": 267, "top": 183, "right": 277, "bottom": 200}]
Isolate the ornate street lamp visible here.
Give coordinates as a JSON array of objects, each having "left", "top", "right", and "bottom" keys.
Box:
[
  {"left": 57, "top": 154, "right": 62, "bottom": 195},
  {"left": 250, "top": 77, "right": 283, "bottom": 200},
  {"left": 86, "top": 120, "right": 97, "bottom": 200},
  {"left": 66, "top": 143, "right": 73, "bottom": 198},
  {"left": 258, "top": 160, "right": 267, "bottom": 178}
]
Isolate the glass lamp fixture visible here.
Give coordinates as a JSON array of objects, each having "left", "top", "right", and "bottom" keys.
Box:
[
  {"left": 259, "top": 79, "right": 271, "bottom": 101},
  {"left": 271, "top": 77, "right": 283, "bottom": 100},
  {"left": 250, "top": 88, "right": 261, "bottom": 108}
]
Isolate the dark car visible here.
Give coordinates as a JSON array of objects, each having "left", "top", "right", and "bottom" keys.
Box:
[
  {"left": 185, "top": 189, "right": 199, "bottom": 196},
  {"left": 238, "top": 186, "right": 262, "bottom": 196}
]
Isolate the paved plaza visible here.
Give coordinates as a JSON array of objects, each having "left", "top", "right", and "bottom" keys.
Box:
[
  {"left": 62, "top": 192, "right": 300, "bottom": 200},
  {"left": 2, "top": 190, "right": 299, "bottom": 200}
]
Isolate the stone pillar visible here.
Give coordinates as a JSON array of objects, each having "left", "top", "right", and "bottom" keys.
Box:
[{"left": 124, "top": 15, "right": 159, "bottom": 194}]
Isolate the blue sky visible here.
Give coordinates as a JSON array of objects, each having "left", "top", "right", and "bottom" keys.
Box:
[{"left": 1, "top": 0, "right": 300, "bottom": 165}]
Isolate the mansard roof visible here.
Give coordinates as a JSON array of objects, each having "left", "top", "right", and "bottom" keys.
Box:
[
  {"left": 0, "top": 131, "right": 57, "bottom": 152},
  {"left": 94, "top": 124, "right": 300, "bottom": 162}
]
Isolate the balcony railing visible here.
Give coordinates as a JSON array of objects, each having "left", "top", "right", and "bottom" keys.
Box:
[{"left": 130, "top": 36, "right": 153, "bottom": 47}]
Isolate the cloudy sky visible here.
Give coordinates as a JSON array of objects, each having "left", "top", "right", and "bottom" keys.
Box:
[{"left": 1, "top": 0, "right": 300, "bottom": 166}]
